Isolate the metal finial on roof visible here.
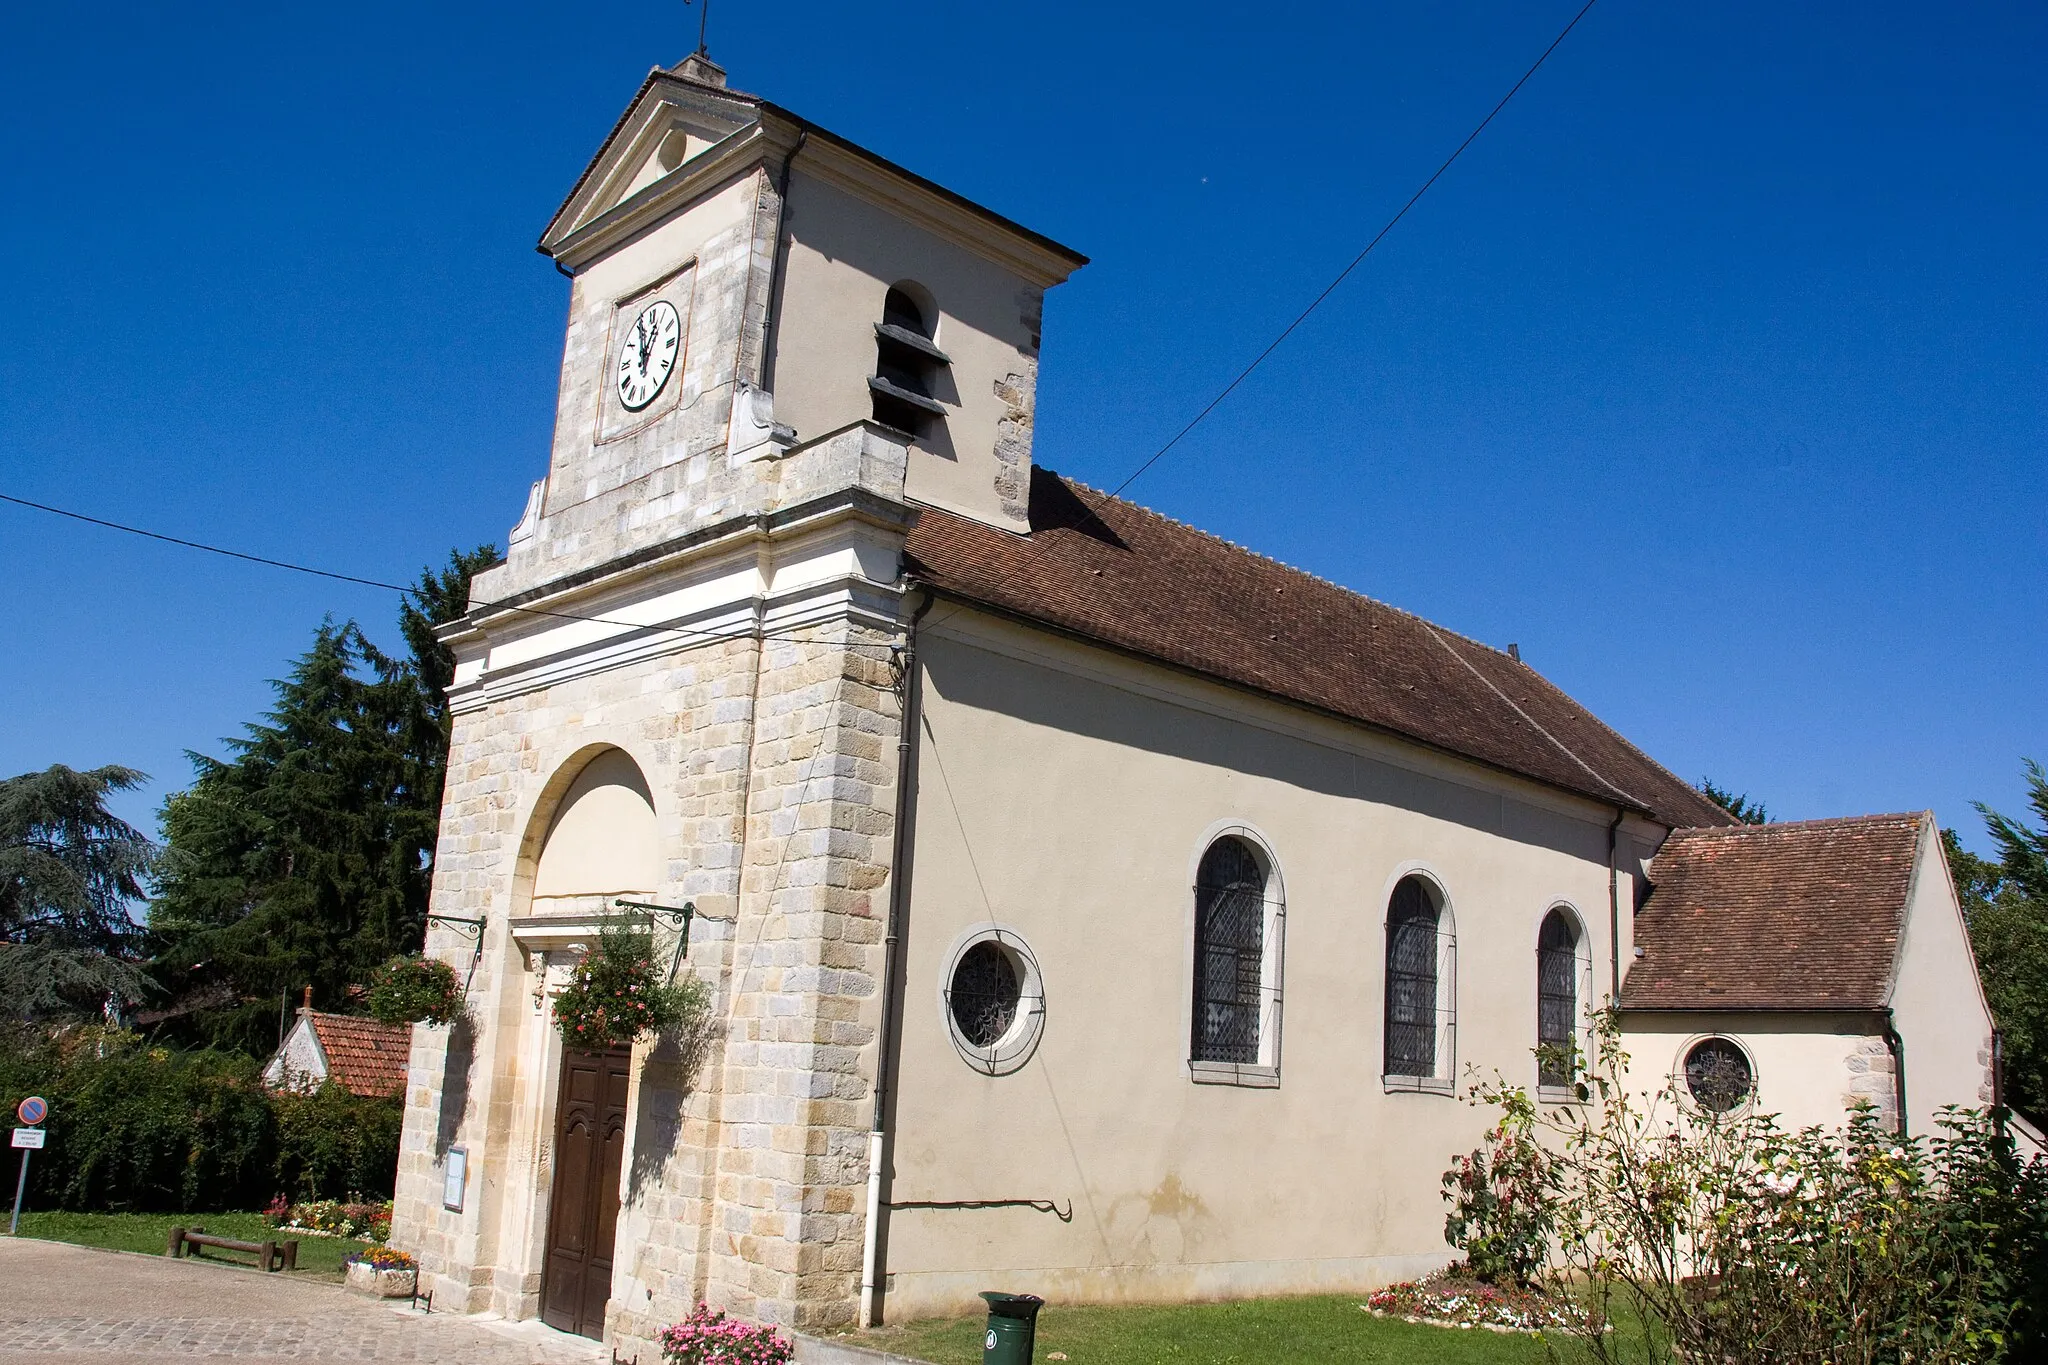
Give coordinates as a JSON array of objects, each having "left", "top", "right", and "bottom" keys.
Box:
[{"left": 685, "top": 0, "right": 710, "bottom": 57}]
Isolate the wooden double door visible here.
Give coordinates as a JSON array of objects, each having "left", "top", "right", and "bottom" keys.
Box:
[{"left": 541, "top": 1046, "right": 631, "bottom": 1339}]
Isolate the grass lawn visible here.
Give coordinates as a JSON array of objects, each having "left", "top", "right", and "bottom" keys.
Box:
[
  {"left": 850, "top": 1294, "right": 1570, "bottom": 1364},
  {"left": 7, "top": 1210, "right": 375, "bottom": 1281}
]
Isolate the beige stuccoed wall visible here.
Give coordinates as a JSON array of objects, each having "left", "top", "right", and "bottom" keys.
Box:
[
  {"left": 1885, "top": 819, "right": 1997, "bottom": 1133},
  {"left": 1619, "top": 1011, "right": 1895, "bottom": 1135},
  {"left": 1620, "top": 823, "right": 1995, "bottom": 1142},
  {"left": 771, "top": 169, "right": 1043, "bottom": 532},
  {"left": 876, "top": 610, "right": 1636, "bottom": 1319}
]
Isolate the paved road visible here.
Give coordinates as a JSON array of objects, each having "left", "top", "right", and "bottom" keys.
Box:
[{"left": 0, "top": 1239, "right": 606, "bottom": 1364}]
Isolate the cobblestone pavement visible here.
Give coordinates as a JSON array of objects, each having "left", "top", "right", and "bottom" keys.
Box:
[{"left": 0, "top": 1239, "right": 606, "bottom": 1364}]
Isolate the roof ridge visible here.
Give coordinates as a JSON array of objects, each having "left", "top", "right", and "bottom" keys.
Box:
[
  {"left": 1055, "top": 473, "right": 1521, "bottom": 659},
  {"left": 1673, "top": 811, "right": 1928, "bottom": 837}
]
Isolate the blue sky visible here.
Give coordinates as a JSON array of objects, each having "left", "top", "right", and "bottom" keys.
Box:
[{"left": 1, "top": 1, "right": 2041, "bottom": 852}]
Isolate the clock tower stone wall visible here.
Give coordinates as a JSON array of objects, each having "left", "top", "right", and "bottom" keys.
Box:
[{"left": 389, "top": 57, "right": 1081, "bottom": 1351}]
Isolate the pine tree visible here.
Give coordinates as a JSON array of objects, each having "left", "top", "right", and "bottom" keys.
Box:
[
  {"left": 1699, "top": 778, "right": 1769, "bottom": 825},
  {"left": 1950, "top": 762, "right": 2048, "bottom": 1126},
  {"left": 147, "top": 546, "right": 494, "bottom": 1054},
  {"left": 0, "top": 764, "right": 156, "bottom": 1020}
]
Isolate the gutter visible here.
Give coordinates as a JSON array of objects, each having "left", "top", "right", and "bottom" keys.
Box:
[
  {"left": 859, "top": 583, "right": 935, "bottom": 1328},
  {"left": 1608, "top": 809, "right": 1625, "bottom": 1004}
]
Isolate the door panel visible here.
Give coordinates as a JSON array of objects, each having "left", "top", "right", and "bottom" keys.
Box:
[{"left": 541, "top": 1046, "right": 632, "bottom": 1339}]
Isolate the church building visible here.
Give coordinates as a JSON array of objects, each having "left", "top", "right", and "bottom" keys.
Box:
[{"left": 389, "top": 53, "right": 2002, "bottom": 1354}]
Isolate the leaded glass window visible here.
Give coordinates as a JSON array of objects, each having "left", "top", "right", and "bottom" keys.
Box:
[
  {"left": 1684, "top": 1037, "right": 1754, "bottom": 1114},
  {"left": 1537, "top": 910, "right": 1579, "bottom": 1089},
  {"left": 1191, "top": 837, "right": 1265, "bottom": 1064},
  {"left": 948, "top": 941, "right": 1020, "bottom": 1048},
  {"left": 1384, "top": 877, "right": 1440, "bottom": 1077}
]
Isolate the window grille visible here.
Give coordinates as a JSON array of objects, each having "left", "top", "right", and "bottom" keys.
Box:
[
  {"left": 1384, "top": 875, "right": 1454, "bottom": 1090},
  {"left": 1191, "top": 837, "right": 1265, "bottom": 1065},
  {"left": 1684, "top": 1037, "right": 1754, "bottom": 1114},
  {"left": 1537, "top": 909, "right": 1579, "bottom": 1089},
  {"left": 949, "top": 941, "right": 1020, "bottom": 1049}
]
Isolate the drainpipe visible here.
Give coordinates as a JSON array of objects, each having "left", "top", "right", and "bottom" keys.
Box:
[
  {"left": 860, "top": 584, "right": 934, "bottom": 1328},
  {"left": 1992, "top": 1028, "right": 2008, "bottom": 1148},
  {"left": 1882, "top": 1012, "right": 1909, "bottom": 1137},
  {"left": 1607, "top": 810, "right": 1625, "bottom": 1004},
  {"left": 759, "top": 130, "right": 808, "bottom": 394}
]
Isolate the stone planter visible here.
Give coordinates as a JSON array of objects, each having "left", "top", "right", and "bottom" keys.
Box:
[{"left": 345, "top": 1261, "right": 417, "bottom": 1299}]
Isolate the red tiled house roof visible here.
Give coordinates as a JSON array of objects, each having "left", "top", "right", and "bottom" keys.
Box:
[
  {"left": 1621, "top": 813, "right": 1930, "bottom": 1012},
  {"left": 306, "top": 1012, "right": 411, "bottom": 1099},
  {"left": 903, "top": 468, "right": 1733, "bottom": 831}
]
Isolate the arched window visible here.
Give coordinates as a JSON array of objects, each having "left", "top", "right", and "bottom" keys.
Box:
[
  {"left": 1384, "top": 874, "right": 1453, "bottom": 1089},
  {"left": 1191, "top": 837, "right": 1265, "bottom": 1065},
  {"left": 869, "top": 282, "right": 950, "bottom": 437},
  {"left": 1537, "top": 909, "right": 1580, "bottom": 1089}
]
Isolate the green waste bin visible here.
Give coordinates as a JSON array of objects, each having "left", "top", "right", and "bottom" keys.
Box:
[{"left": 979, "top": 1291, "right": 1044, "bottom": 1364}]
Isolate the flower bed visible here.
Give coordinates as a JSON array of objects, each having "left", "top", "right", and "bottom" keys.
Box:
[
  {"left": 264, "top": 1195, "right": 392, "bottom": 1242},
  {"left": 1364, "top": 1270, "right": 1591, "bottom": 1333},
  {"left": 658, "top": 1304, "right": 794, "bottom": 1364}
]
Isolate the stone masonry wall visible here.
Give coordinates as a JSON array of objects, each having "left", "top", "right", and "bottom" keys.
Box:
[
  {"left": 1842, "top": 1035, "right": 1901, "bottom": 1130},
  {"left": 393, "top": 631, "right": 772, "bottom": 1317},
  {"left": 393, "top": 609, "right": 905, "bottom": 1348},
  {"left": 479, "top": 166, "right": 786, "bottom": 603}
]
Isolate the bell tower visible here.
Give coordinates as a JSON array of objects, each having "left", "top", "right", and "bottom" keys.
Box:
[
  {"left": 392, "top": 55, "right": 1083, "bottom": 1355},
  {"left": 473, "top": 55, "right": 1086, "bottom": 608}
]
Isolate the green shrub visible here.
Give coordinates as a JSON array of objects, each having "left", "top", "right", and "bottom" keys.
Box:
[
  {"left": 1460, "top": 1011, "right": 2048, "bottom": 1365},
  {"left": 271, "top": 1081, "right": 403, "bottom": 1201},
  {"left": 0, "top": 1023, "right": 400, "bottom": 1211},
  {"left": 1440, "top": 1090, "right": 1556, "bottom": 1287}
]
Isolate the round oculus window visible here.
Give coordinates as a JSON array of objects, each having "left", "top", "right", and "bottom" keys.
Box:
[
  {"left": 938, "top": 926, "right": 1044, "bottom": 1075},
  {"left": 949, "top": 942, "right": 1019, "bottom": 1047},
  {"left": 1683, "top": 1036, "right": 1755, "bottom": 1114}
]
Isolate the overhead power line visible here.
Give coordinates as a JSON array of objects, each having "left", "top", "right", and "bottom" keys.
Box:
[
  {"left": 0, "top": 490, "right": 888, "bottom": 655},
  {"left": 1108, "top": 0, "right": 1605, "bottom": 499}
]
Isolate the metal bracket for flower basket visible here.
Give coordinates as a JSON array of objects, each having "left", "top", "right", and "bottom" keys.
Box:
[
  {"left": 614, "top": 900, "right": 697, "bottom": 984},
  {"left": 426, "top": 913, "right": 487, "bottom": 991}
]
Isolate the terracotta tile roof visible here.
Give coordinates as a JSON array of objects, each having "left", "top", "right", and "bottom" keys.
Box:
[
  {"left": 902, "top": 468, "right": 1732, "bottom": 830},
  {"left": 307, "top": 1012, "right": 411, "bottom": 1099},
  {"left": 1622, "top": 813, "right": 1929, "bottom": 1012}
]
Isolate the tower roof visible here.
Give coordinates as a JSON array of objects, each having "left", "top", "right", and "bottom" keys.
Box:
[{"left": 539, "top": 64, "right": 1087, "bottom": 281}]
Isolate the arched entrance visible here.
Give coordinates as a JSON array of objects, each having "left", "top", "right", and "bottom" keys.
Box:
[{"left": 527, "top": 748, "right": 660, "bottom": 1340}]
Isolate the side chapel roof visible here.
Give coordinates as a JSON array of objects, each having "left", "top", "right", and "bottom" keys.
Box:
[
  {"left": 305, "top": 1012, "right": 411, "bottom": 1099},
  {"left": 1621, "top": 812, "right": 1931, "bottom": 1012},
  {"left": 903, "top": 467, "right": 1732, "bottom": 831}
]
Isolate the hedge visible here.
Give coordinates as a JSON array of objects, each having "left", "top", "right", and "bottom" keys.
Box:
[{"left": 0, "top": 1024, "right": 402, "bottom": 1211}]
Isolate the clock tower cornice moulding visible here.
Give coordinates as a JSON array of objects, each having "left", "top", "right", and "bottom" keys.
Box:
[{"left": 539, "top": 71, "right": 1084, "bottom": 286}]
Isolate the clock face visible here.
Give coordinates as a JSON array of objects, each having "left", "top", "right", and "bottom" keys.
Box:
[{"left": 615, "top": 299, "right": 682, "bottom": 412}]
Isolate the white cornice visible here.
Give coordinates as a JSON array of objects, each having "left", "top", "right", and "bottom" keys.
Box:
[
  {"left": 547, "top": 121, "right": 776, "bottom": 270},
  {"left": 780, "top": 123, "right": 1082, "bottom": 288}
]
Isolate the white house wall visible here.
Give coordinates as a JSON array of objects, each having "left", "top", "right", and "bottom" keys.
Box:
[{"left": 1886, "top": 820, "right": 1997, "bottom": 1134}]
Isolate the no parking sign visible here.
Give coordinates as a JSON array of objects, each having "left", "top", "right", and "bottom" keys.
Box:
[{"left": 11, "top": 1095, "right": 47, "bottom": 1234}]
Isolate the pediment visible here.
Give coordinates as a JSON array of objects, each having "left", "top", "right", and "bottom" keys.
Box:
[{"left": 541, "top": 71, "right": 761, "bottom": 255}]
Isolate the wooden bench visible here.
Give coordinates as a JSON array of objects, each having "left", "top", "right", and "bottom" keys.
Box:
[{"left": 164, "top": 1226, "right": 297, "bottom": 1273}]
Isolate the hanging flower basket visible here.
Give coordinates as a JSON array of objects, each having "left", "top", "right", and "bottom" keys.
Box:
[
  {"left": 553, "top": 917, "right": 709, "bottom": 1050},
  {"left": 366, "top": 955, "right": 465, "bottom": 1025}
]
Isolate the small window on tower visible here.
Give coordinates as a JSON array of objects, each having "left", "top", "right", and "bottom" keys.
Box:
[{"left": 869, "top": 283, "right": 950, "bottom": 437}]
